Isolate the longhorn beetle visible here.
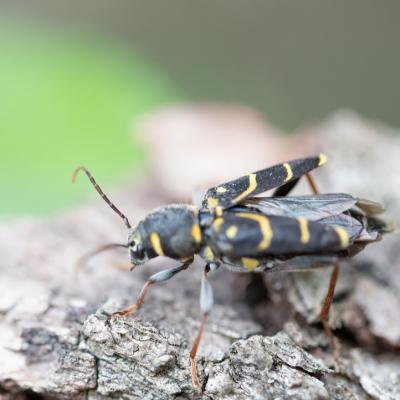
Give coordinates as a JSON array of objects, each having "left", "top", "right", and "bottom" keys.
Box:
[{"left": 73, "top": 155, "right": 391, "bottom": 392}]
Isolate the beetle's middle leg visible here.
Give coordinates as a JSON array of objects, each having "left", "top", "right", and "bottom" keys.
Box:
[
  {"left": 190, "top": 262, "right": 219, "bottom": 393},
  {"left": 319, "top": 262, "right": 341, "bottom": 372},
  {"left": 112, "top": 261, "right": 192, "bottom": 317}
]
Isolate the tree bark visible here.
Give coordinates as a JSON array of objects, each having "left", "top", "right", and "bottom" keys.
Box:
[{"left": 1, "top": 108, "right": 399, "bottom": 399}]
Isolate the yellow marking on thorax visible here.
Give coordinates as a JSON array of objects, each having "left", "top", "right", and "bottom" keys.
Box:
[
  {"left": 318, "top": 153, "right": 328, "bottom": 166},
  {"left": 207, "top": 197, "right": 219, "bottom": 208},
  {"left": 212, "top": 217, "right": 224, "bottom": 232},
  {"left": 207, "top": 197, "right": 223, "bottom": 216},
  {"left": 191, "top": 224, "right": 202, "bottom": 244},
  {"left": 236, "top": 212, "right": 273, "bottom": 250},
  {"left": 215, "top": 207, "right": 223, "bottom": 217},
  {"left": 283, "top": 163, "right": 293, "bottom": 182},
  {"left": 232, "top": 173, "right": 257, "bottom": 203},
  {"left": 226, "top": 225, "right": 238, "bottom": 239},
  {"left": 241, "top": 257, "right": 259, "bottom": 271},
  {"left": 202, "top": 246, "right": 215, "bottom": 261},
  {"left": 216, "top": 186, "right": 227, "bottom": 193},
  {"left": 297, "top": 217, "right": 310, "bottom": 244},
  {"left": 150, "top": 232, "right": 164, "bottom": 256},
  {"left": 334, "top": 226, "right": 349, "bottom": 248}
]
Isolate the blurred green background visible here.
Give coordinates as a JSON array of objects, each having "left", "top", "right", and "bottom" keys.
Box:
[{"left": 1, "top": 0, "right": 399, "bottom": 215}]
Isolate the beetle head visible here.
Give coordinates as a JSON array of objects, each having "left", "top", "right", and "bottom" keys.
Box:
[{"left": 127, "top": 226, "right": 149, "bottom": 267}]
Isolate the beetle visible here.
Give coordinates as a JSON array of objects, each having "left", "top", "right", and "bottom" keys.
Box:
[{"left": 73, "top": 155, "right": 391, "bottom": 392}]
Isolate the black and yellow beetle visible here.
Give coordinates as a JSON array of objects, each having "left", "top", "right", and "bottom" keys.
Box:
[{"left": 73, "top": 155, "right": 391, "bottom": 392}]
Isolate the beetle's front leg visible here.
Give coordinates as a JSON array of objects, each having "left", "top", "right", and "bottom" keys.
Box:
[
  {"left": 189, "top": 262, "right": 219, "bottom": 393},
  {"left": 112, "top": 260, "right": 192, "bottom": 317}
]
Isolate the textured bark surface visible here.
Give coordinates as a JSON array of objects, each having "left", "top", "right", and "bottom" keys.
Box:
[{"left": 1, "top": 107, "right": 399, "bottom": 399}]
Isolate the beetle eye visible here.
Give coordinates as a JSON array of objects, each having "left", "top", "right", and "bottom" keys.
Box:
[{"left": 130, "top": 243, "right": 145, "bottom": 260}]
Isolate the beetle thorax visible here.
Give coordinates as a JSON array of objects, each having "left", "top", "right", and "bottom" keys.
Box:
[{"left": 130, "top": 204, "right": 202, "bottom": 262}]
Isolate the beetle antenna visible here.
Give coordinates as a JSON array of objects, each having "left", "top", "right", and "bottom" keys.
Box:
[
  {"left": 75, "top": 243, "right": 129, "bottom": 273},
  {"left": 72, "top": 166, "right": 131, "bottom": 228}
]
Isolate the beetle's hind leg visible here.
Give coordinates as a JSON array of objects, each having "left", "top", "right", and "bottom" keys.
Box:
[
  {"left": 111, "top": 261, "right": 192, "bottom": 317},
  {"left": 305, "top": 173, "right": 319, "bottom": 195},
  {"left": 319, "top": 262, "right": 341, "bottom": 372},
  {"left": 190, "top": 262, "right": 219, "bottom": 393}
]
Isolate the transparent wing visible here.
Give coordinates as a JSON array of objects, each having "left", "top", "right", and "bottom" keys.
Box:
[{"left": 240, "top": 193, "right": 358, "bottom": 221}]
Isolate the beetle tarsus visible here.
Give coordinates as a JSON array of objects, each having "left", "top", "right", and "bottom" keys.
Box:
[{"left": 112, "top": 281, "right": 153, "bottom": 317}]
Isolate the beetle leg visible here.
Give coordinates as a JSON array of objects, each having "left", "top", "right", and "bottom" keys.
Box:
[
  {"left": 190, "top": 262, "right": 219, "bottom": 393},
  {"left": 190, "top": 315, "right": 208, "bottom": 393},
  {"left": 112, "top": 261, "right": 192, "bottom": 317},
  {"left": 319, "top": 262, "right": 340, "bottom": 372},
  {"left": 305, "top": 173, "right": 319, "bottom": 195}
]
